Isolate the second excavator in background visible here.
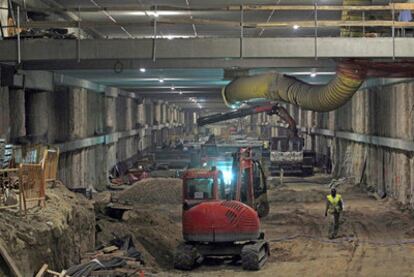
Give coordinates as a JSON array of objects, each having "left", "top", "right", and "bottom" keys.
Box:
[{"left": 197, "top": 103, "right": 315, "bottom": 177}]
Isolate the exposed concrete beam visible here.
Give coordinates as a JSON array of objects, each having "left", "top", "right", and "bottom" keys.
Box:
[
  {"left": 1, "top": 38, "right": 414, "bottom": 65},
  {"left": 137, "top": 92, "right": 221, "bottom": 98},
  {"left": 23, "top": 58, "right": 335, "bottom": 70}
]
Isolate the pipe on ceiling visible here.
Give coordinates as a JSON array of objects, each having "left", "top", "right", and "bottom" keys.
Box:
[{"left": 221, "top": 62, "right": 366, "bottom": 112}]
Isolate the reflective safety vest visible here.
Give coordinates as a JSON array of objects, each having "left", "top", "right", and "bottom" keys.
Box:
[{"left": 327, "top": 194, "right": 342, "bottom": 214}]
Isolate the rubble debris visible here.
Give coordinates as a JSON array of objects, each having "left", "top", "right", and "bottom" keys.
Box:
[
  {"left": 67, "top": 235, "right": 144, "bottom": 277},
  {"left": 109, "top": 161, "right": 150, "bottom": 187}
]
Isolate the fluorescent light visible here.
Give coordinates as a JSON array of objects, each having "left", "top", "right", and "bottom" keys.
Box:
[
  {"left": 147, "top": 11, "right": 159, "bottom": 17},
  {"left": 179, "top": 91, "right": 183, "bottom": 95},
  {"left": 310, "top": 72, "right": 317, "bottom": 78},
  {"left": 293, "top": 24, "right": 300, "bottom": 30},
  {"left": 159, "top": 79, "right": 164, "bottom": 83},
  {"left": 139, "top": 68, "right": 146, "bottom": 73},
  {"left": 171, "top": 86, "right": 175, "bottom": 90},
  {"left": 166, "top": 35, "right": 174, "bottom": 40},
  {"left": 131, "top": 11, "right": 182, "bottom": 16}
]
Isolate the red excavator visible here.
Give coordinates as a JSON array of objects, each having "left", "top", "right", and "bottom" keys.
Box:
[{"left": 174, "top": 147, "right": 269, "bottom": 271}]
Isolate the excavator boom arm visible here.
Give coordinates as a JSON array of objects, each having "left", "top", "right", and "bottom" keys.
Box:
[{"left": 197, "top": 103, "right": 298, "bottom": 137}]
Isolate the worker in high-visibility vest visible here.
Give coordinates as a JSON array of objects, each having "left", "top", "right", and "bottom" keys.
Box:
[{"left": 324, "top": 188, "right": 343, "bottom": 239}]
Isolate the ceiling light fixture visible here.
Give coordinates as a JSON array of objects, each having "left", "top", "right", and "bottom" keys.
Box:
[
  {"left": 148, "top": 11, "right": 159, "bottom": 18},
  {"left": 310, "top": 72, "right": 317, "bottom": 78},
  {"left": 166, "top": 35, "right": 174, "bottom": 40},
  {"left": 159, "top": 79, "right": 164, "bottom": 83},
  {"left": 293, "top": 24, "right": 300, "bottom": 30},
  {"left": 139, "top": 68, "right": 146, "bottom": 73},
  {"left": 171, "top": 86, "right": 175, "bottom": 90}
]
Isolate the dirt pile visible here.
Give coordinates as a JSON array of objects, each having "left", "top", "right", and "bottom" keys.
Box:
[
  {"left": 96, "top": 205, "right": 182, "bottom": 271},
  {"left": 0, "top": 183, "right": 95, "bottom": 276},
  {"left": 113, "top": 178, "right": 182, "bottom": 205},
  {"left": 96, "top": 178, "right": 183, "bottom": 271}
]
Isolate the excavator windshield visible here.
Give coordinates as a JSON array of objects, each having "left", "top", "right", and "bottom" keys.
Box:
[{"left": 185, "top": 178, "right": 215, "bottom": 200}]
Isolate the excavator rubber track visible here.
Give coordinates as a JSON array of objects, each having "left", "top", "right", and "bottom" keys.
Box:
[
  {"left": 241, "top": 240, "right": 269, "bottom": 270},
  {"left": 173, "top": 243, "right": 202, "bottom": 270}
]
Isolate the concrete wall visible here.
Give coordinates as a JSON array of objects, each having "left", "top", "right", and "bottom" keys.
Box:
[
  {"left": 0, "top": 86, "right": 10, "bottom": 140},
  {"left": 277, "top": 80, "right": 414, "bottom": 207},
  {"left": 0, "top": 81, "right": 170, "bottom": 191}
]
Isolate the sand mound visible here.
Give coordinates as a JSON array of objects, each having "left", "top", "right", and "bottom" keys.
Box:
[{"left": 114, "top": 178, "right": 182, "bottom": 205}]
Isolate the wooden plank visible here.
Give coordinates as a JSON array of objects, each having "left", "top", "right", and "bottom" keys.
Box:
[
  {"left": 21, "top": 3, "right": 414, "bottom": 13},
  {"left": 240, "top": 4, "right": 414, "bottom": 11},
  {"left": 0, "top": 168, "right": 19, "bottom": 173},
  {"left": 20, "top": 18, "right": 414, "bottom": 29},
  {"left": 102, "top": 245, "right": 119, "bottom": 254},
  {"left": 35, "top": 264, "right": 48, "bottom": 277},
  {"left": 249, "top": 20, "right": 414, "bottom": 28},
  {"left": 0, "top": 241, "right": 23, "bottom": 277},
  {"left": 46, "top": 269, "right": 61, "bottom": 276}
]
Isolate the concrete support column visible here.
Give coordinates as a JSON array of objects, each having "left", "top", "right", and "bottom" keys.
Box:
[
  {"left": 186, "top": 111, "right": 194, "bottom": 133},
  {"left": 166, "top": 104, "right": 171, "bottom": 124},
  {"left": 26, "top": 91, "right": 49, "bottom": 143},
  {"left": 0, "top": 0, "right": 7, "bottom": 38},
  {"left": 161, "top": 102, "right": 168, "bottom": 124},
  {"left": 154, "top": 100, "right": 162, "bottom": 125},
  {"left": 146, "top": 100, "right": 154, "bottom": 126},
  {"left": 104, "top": 94, "right": 117, "bottom": 133},
  {"left": 174, "top": 107, "right": 179, "bottom": 124},
  {"left": 138, "top": 101, "right": 146, "bottom": 127},
  {"left": 169, "top": 105, "right": 173, "bottom": 124},
  {"left": 68, "top": 87, "right": 88, "bottom": 140},
  {"left": 0, "top": 87, "right": 10, "bottom": 140},
  {"left": 125, "top": 98, "right": 133, "bottom": 130},
  {"left": 9, "top": 89, "right": 26, "bottom": 141}
]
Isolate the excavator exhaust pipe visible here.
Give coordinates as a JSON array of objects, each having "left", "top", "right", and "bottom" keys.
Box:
[{"left": 222, "top": 63, "right": 366, "bottom": 112}]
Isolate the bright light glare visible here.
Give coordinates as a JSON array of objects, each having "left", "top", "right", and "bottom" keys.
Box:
[
  {"left": 222, "top": 170, "right": 233, "bottom": 184},
  {"left": 159, "top": 79, "right": 164, "bottom": 83},
  {"left": 310, "top": 72, "right": 317, "bottom": 78},
  {"left": 293, "top": 24, "right": 300, "bottom": 30},
  {"left": 139, "top": 68, "right": 146, "bottom": 73}
]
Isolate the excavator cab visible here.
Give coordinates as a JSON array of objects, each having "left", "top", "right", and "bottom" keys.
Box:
[
  {"left": 231, "top": 148, "right": 269, "bottom": 217},
  {"left": 182, "top": 169, "right": 225, "bottom": 209}
]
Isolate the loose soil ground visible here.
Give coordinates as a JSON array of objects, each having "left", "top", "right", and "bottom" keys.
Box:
[{"left": 160, "top": 175, "right": 414, "bottom": 277}]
